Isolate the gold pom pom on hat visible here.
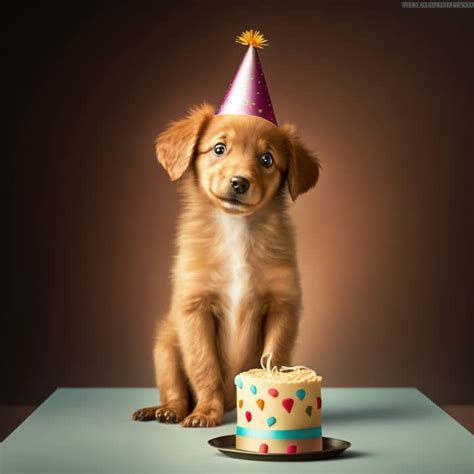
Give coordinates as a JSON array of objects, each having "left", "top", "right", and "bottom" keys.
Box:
[{"left": 235, "top": 29, "right": 268, "bottom": 49}]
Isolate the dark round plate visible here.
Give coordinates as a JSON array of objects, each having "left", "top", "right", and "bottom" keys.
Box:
[{"left": 208, "top": 435, "right": 351, "bottom": 462}]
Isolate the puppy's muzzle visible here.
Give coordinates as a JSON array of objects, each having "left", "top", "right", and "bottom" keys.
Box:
[{"left": 230, "top": 176, "right": 250, "bottom": 194}]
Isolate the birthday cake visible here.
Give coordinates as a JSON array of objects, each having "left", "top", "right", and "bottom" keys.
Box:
[{"left": 235, "top": 354, "right": 323, "bottom": 454}]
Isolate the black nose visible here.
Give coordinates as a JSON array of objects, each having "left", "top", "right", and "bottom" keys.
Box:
[{"left": 230, "top": 176, "right": 250, "bottom": 194}]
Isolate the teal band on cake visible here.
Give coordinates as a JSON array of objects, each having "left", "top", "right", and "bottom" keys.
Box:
[{"left": 236, "top": 425, "right": 322, "bottom": 440}]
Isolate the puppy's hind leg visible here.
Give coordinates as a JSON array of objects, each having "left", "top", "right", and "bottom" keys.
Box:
[{"left": 132, "top": 319, "right": 190, "bottom": 423}]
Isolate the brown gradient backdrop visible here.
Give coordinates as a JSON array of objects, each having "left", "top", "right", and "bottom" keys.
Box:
[{"left": 5, "top": 2, "right": 473, "bottom": 406}]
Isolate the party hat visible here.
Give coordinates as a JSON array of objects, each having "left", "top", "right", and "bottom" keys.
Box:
[{"left": 216, "top": 30, "right": 277, "bottom": 126}]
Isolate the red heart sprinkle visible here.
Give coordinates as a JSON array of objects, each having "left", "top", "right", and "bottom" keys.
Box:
[
  {"left": 259, "top": 443, "right": 269, "bottom": 453},
  {"left": 282, "top": 398, "right": 294, "bottom": 413},
  {"left": 245, "top": 411, "right": 252, "bottom": 422},
  {"left": 286, "top": 444, "right": 297, "bottom": 454},
  {"left": 268, "top": 388, "right": 279, "bottom": 397},
  {"left": 317, "top": 397, "right": 322, "bottom": 409}
]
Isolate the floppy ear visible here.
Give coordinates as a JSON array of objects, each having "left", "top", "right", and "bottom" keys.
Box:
[
  {"left": 281, "top": 123, "right": 322, "bottom": 201},
  {"left": 155, "top": 102, "right": 215, "bottom": 181}
]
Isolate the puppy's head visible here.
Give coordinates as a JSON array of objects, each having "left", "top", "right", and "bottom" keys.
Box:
[{"left": 156, "top": 103, "right": 321, "bottom": 215}]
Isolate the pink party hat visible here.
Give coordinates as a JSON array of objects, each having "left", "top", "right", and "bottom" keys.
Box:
[{"left": 216, "top": 30, "right": 277, "bottom": 126}]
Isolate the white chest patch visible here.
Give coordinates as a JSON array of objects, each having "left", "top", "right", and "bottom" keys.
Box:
[{"left": 217, "top": 214, "right": 250, "bottom": 333}]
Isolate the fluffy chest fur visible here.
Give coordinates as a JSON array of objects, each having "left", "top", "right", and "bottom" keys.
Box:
[{"left": 216, "top": 214, "right": 250, "bottom": 332}]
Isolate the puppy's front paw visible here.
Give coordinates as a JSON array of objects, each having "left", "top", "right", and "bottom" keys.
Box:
[
  {"left": 181, "top": 410, "right": 222, "bottom": 428},
  {"left": 132, "top": 406, "right": 158, "bottom": 422},
  {"left": 132, "top": 403, "right": 187, "bottom": 423},
  {"left": 155, "top": 405, "right": 186, "bottom": 424}
]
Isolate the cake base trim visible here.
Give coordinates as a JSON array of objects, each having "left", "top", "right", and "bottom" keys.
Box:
[
  {"left": 236, "top": 435, "right": 323, "bottom": 454},
  {"left": 236, "top": 425, "right": 322, "bottom": 439}
]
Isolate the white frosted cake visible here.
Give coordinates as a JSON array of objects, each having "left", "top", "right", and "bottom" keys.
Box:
[{"left": 234, "top": 355, "right": 323, "bottom": 454}]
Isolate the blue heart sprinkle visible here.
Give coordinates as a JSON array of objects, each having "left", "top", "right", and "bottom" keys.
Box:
[
  {"left": 267, "top": 416, "right": 276, "bottom": 427},
  {"left": 250, "top": 384, "right": 257, "bottom": 395},
  {"left": 234, "top": 376, "right": 243, "bottom": 389},
  {"left": 296, "top": 388, "right": 306, "bottom": 401}
]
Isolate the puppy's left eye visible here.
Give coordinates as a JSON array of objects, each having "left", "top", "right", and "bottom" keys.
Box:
[
  {"left": 260, "top": 153, "right": 273, "bottom": 168},
  {"left": 213, "top": 143, "right": 227, "bottom": 157}
]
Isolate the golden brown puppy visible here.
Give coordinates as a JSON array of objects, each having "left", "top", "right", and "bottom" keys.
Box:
[{"left": 132, "top": 103, "right": 320, "bottom": 427}]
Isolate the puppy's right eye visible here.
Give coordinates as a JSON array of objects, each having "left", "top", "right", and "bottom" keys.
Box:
[{"left": 213, "top": 143, "right": 227, "bottom": 157}]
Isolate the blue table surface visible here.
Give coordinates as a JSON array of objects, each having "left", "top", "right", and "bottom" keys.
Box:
[{"left": 1, "top": 388, "right": 472, "bottom": 473}]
